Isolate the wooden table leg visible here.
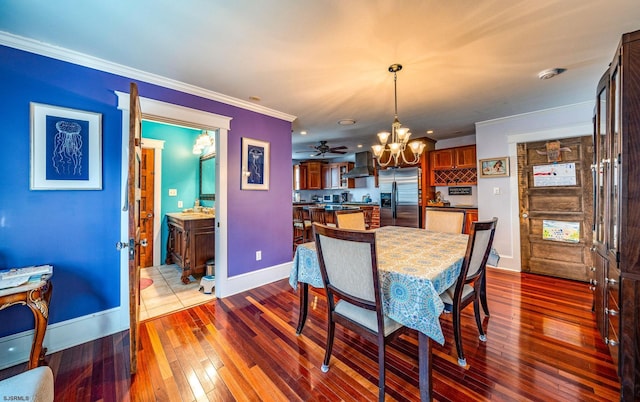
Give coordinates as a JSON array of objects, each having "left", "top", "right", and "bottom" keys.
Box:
[
  {"left": 295, "top": 283, "right": 309, "bottom": 335},
  {"left": 27, "top": 281, "right": 52, "bottom": 369},
  {"left": 418, "top": 331, "right": 433, "bottom": 401}
]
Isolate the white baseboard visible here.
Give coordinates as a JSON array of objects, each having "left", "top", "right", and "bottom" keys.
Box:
[
  {"left": 0, "top": 307, "right": 127, "bottom": 370},
  {"left": 219, "top": 261, "right": 293, "bottom": 298}
]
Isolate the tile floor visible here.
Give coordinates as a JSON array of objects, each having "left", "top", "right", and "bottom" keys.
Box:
[{"left": 139, "top": 264, "right": 215, "bottom": 320}]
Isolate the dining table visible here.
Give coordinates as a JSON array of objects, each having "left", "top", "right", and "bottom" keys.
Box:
[{"left": 289, "top": 225, "right": 472, "bottom": 401}]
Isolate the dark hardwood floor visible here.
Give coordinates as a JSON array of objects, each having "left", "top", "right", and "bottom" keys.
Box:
[{"left": 0, "top": 268, "right": 620, "bottom": 401}]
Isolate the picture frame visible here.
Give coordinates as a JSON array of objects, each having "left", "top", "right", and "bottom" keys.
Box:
[
  {"left": 241, "top": 137, "right": 270, "bottom": 190},
  {"left": 30, "top": 102, "right": 102, "bottom": 190},
  {"left": 479, "top": 156, "right": 510, "bottom": 178}
]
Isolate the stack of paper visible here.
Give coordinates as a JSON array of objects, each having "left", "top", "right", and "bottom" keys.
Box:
[{"left": 0, "top": 265, "right": 53, "bottom": 290}]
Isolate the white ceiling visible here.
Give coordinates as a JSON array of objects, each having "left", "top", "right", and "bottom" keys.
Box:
[{"left": 2, "top": 1, "right": 640, "bottom": 159}]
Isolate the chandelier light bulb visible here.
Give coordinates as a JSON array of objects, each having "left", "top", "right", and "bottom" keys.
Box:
[{"left": 377, "top": 132, "right": 390, "bottom": 145}]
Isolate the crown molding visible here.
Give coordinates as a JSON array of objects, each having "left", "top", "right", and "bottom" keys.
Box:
[{"left": 0, "top": 31, "right": 297, "bottom": 122}]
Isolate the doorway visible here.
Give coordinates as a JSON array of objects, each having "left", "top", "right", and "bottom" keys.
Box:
[
  {"left": 116, "top": 91, "right": 232, "bottom": 328},
  {"left": 139, "top": 122, "right": 218, "bottom": 319},
  {"left": 517, "top": 136, "right": 593, "bottom": 281}
]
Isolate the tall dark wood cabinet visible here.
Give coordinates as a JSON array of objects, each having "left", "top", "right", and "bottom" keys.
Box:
[{"left": 592, "top": 29, "right": 640, "bottom": 401}]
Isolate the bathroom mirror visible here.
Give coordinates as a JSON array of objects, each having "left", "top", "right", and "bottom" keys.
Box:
[{"left": 199, "top": 153, "right": 216, "bottom": 200}]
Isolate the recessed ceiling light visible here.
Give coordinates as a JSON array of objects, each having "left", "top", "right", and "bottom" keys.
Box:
[
  {"left": 338, "top": 119, "right": 356, "bottom": 126},
  {"left": 357, "top": 144, "right": 363, "bottom": 148},
  {"left": 537, "top": 68, "right": 566, "bottom": 80},
  {"left": 426, "top": 130, "right": 434, "bottom": 134},
  {"left": 300, "top": 131, "right": 307, "bottom": 135}
]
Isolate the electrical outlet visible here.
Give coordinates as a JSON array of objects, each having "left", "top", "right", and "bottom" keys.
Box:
[
  {"left": 256, "top": 250, "right": 262, "bottom": 261},
  {"left": 493, "top": 187, "right": 501, "bottom": 195},
  {"left": 178, "top": 201, "right": 183, "bottom": 208},
  {"left": 169, "top": 189, "right": 177, "bottom": 196}
]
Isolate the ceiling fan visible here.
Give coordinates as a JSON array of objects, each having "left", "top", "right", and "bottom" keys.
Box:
[{"left": 299, "top": 140, "right": 348, "bottom": 157}]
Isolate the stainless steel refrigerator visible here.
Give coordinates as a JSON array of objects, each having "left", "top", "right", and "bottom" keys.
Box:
[{"left": 379, "top": 167, "right": 421, "bottom": 227}]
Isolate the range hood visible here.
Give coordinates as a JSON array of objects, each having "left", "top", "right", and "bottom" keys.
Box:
[{"left": 343, "top": 151, "right": 375, "bottom": 178}]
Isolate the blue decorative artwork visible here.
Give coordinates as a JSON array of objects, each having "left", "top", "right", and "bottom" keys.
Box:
[
  {"left": 241, "top": 137, "right": 270, "bottom": 190},
  {"left": 45, "top": 115, "right": 90, "bottom": 181},
  {"left": 30, "top": 103, "right": 102, "bottom": 190}
]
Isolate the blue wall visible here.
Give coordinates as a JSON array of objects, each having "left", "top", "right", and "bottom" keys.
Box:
[{"left": 0, "top": 45, "right": 292, "bottom": 339}]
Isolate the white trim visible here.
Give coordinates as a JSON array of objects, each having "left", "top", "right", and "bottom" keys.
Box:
[
  {"left": 0, "top": 32, "right": 296, "bottom": 123},
  {"left": 221, "top": 262, "right": 293, "bottom": 298},
  {"left": 116, "top": 91, "right": 231, "bottom": 302},
  {"left": 505, "top": 122, "right": 592, "bottom": 270},
  {"left": 0, "top": 307, "right": 123, "bottom": 370},
  {"left": 141, "top": 138, "right": 165, "bottom": 266},
  {"left": 475, "top": 101, "right": 593, "bottom": 129}
]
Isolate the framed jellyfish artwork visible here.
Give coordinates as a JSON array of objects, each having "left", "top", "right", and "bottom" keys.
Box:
[
  {"left": 30, "top": 103, "right": 102, "bottom": 190},
  {"left": 241, "top": 137, "right": 270, "bottom": 190}
]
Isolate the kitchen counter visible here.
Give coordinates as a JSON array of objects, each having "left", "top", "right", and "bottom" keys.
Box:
[{"left": 166, "top": 212, "right": 216, "bottom": 220}]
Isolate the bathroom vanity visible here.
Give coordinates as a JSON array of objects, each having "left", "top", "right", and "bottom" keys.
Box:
[{"left": 166, "top": 212, "right": 215, "bottom": 284}]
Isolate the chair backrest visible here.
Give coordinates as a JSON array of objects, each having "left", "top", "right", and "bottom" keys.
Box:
[
  {"left": 335, "top": 210, "right": 366, "bottom": 230},
  {"left": 359, "top": 206, "right": 374, "bottom": 228},
  {"left": 456, "top": 217, "right": 498, "bottom": 289},
  {"left": 313, "top": 223, "right": 380, "bottom": 311},
  {"left": 424, "top": 209, "right": 466, "bottom": 233},
  {"left": 309, "top": 207, "right": 327, "bottom": 225},
  {"left": 293, "top": 206, "right": 305, "bottom": 222}
]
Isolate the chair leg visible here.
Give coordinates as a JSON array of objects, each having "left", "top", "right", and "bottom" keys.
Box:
[
  {"left": 474, "top": 296, "right": 487, "bottom": 342},
  {"left": 452, "top": 304, "right": 466, "bottom": 366},
  {"left": 322, "top": 312, "right": 336, "bottom": 373},
  {"left": 377, "top": 338, "right": 386, "bottom": 402},
  {"left": 479, "top": 273, "right": 490, "bottom": 317}
]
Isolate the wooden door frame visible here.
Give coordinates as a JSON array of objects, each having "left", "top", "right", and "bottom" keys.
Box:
[
  {"left": 115, "top": 91, "right": 231, "bottom": 331},
  {"left": 141, "top": 138, "right": 165, "bottom": 266},
  {"left": 505, "top": 122, "right": 592, "bottom": 270}
]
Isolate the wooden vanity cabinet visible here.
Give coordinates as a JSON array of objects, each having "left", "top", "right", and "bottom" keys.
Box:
[{"left": 166, "top": 214, "right": 215, "bottom": 284}]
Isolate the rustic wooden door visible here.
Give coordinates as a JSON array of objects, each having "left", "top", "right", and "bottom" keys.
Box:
[
  {"left": 517, "top": 136, "right": 593, "bottom": 281},
  {"left": 139, "top": 147, "right": 154, "bottom": 268},
  {"left": 127, "top": 82, "right": 143, "bottom": 374}
]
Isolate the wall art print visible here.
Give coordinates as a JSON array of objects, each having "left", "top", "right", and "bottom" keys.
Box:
[
  {"left": 241, "top": 137, "right": 270, "bottom": 190},
  {"left": 30, "top": 102, "right": 102, "bottom": 190}
]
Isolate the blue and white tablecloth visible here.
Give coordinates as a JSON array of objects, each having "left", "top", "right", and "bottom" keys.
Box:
[{"left": 289, "top": 226, "right": 472, "bottom": 345}]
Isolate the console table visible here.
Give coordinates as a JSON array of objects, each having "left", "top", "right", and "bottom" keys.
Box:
[{"left": 0, "top": 279, "right": 52, "bottom": 369}]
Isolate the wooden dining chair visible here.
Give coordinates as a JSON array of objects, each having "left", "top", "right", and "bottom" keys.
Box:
[
  {"left": 359, "top": 205, "right": 374, "bottom": 229},
  {"left": 313, "top": 223, "right": 405, "bottom": 402},
  {"left": 293, "top": 206, "right": 311, "bottom": 248},
  {"left": 424, "top": 209, "right": 466, "bottom": 233},
  {"left": 439, "top": 217, "right": 498, "bottom": 366},
  {"left": 309, "top": 207, "right": 327, "bottom": 225},
  {"left": 335, "top": 210, "right": 366, "bottom": 230}
]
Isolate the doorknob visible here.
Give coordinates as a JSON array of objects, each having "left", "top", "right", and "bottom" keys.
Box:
[
  {"left": 116, "top": 239, "right": 147, "bottom": 250},
  {"left": 116, "top": 241, "right": 129, "bottom": 250},
  {"left": 522, "top": 213, "right": 529, "bottom": 218}
]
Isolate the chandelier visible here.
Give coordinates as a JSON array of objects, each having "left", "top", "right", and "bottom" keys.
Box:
[
  {"left": 192, "top": 130, "right": 215, "bottom": 155},
  {"left": 371, "top": 64, "right": 426, "bottom": 167}
]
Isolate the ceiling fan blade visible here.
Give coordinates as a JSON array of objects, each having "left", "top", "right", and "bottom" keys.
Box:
[
  {"left": 330, "top": 146, "right": 348, "bottom": 150},
  {"left": 331, "top": 150, "right": 347, "bottom": 154}
]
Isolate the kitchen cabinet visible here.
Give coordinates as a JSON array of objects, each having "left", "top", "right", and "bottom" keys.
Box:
[
  {"left": 463, "top": 209, "right": 478, "bottom": 234},
  {"left": 166, "top": 213, "right": 215, "bottom": 284},
  {"left": 591, "top": 29, "right": 640, "bottom": 401},
  {"left": 293, "top": 164, "right": 307, "bottom": 190},
  {"left": 429, "top": 145, "right": 477, "bottom": 186},
  {"left": 305, "top": 161, "right": 324, "bottom": 190},
  {"left": 321, "top": 162, "right": 354, "bottom": 189}
]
